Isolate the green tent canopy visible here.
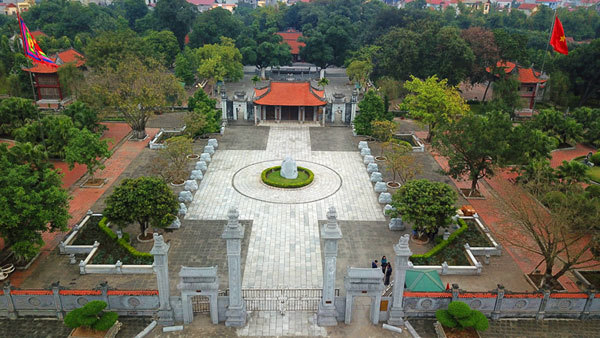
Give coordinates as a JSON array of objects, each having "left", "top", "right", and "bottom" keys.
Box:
[{"left": 405, "top": 269, "right": 445, "bottom": 292}]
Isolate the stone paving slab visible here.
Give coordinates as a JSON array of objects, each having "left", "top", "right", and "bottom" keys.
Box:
[
  {"left": 219, "top": 125, "right": 270, "bottom": 151},
  {"left": 309, "top": 127, "right": 357, "bottom": 152}
]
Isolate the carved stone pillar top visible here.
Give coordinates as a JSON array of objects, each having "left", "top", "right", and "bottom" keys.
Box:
[
  {"left": 322, "top": 206, "right": 342, "bottom": 240},
  {"left": 394, "top": 234, "right": 412, "bottom": 257},
  {"left": 150, "top": 233, "right": 170, "bottom": 256},
  {"left": 223, "top": 207, "right": 244, "bottom": 239}
]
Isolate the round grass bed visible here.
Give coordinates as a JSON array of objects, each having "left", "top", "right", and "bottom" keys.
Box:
[{"left": 261, "top": 166, "right": 314, "bottom": 188}]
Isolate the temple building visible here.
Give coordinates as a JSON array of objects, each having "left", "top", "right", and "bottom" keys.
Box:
[
  {"left": 22, "top": 48, "right": 86, "bottom": 107},
  {"left": 221, "top": 80, "right": 358, "bottom": 125},
  {"left": 277, "top": 28, "right": 305, "bottom": 63}
]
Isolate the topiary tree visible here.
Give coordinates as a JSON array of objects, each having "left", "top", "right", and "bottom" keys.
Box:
[
  {"left": 104, "top": 176, "right": 178, "bottom": 237},
  {"left": 64, "top": 300, "right": 118, "bottom": 332},
  {"left": 371, "top": 120, "right": 396, "bottom": 156},
  {"left": 436, "top": 301, "right": 489, "bottom": 331},
  {"left": 389, "top": 179, "right": 457, "bottom": 237}
]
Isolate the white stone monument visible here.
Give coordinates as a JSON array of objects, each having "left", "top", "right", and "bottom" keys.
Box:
[{"left": 280, "top": 156, "right": 298, "bottom": 179}]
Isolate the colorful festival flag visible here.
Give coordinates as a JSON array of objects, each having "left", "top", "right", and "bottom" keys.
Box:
[
  {"left": 17, "top": 13, "right": 57, "bottom": 67},
  {"left": 550, "top": 16, "right": 568, "bottom": 55}
]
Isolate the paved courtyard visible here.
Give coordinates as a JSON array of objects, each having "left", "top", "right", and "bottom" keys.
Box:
[{"left": 186, "top": 124, "right": 385, "bottom": 335}]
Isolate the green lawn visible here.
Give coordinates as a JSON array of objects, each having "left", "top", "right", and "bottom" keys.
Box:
[
  {"left": 588, "top": 166, "right": 600, "bottom": 183},
  {"left": 265, "top": 169, "right": 310, "bottom": 185}
]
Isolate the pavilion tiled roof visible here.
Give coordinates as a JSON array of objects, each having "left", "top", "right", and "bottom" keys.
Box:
[
  {"left": 254, "top": 82, "right": 326, "bottom": 106},
  {"left": 277, "top": 29, "right": 305, "bottom": 55},
  {"left": 486, "top": 60, "right": 545, "bottom": 84},
  {"left": 23, "top": 49, "right": 86, "bottom": 74}
]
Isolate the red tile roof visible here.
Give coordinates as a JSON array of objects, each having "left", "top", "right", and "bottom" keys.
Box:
[
  {"left": 518, "top": 68, "right": 545, "bottom": 84},
  {"left": 187, "top": 0, "right": 214, "bottom": 5},
  {"left": 254, "top": 82, "right": 326, "bottom": 106},
  {"left": 30, "top": 30, "right": 47, "bottom": 39},
  {"left": 518, "top": 3, "right": 538, "bottom": 9},
  {"left": 277, "top": 29, "right": 305, "bottom": 55},
  {"left": 23, "top": 49, "right": 85, "bottom": 74}
]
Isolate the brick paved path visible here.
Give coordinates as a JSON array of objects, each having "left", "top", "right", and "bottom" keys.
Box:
[{"left": 425, "top": 138, "right": 599, "bottom": 292}]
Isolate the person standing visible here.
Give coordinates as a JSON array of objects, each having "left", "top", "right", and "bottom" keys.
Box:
[
  {"left": 384, "top": 263, "right": 393, "bottom": 286},
  {"left": 381, "top": 256, "right": 387, "bottom": 274},
  {"left": 371, "top": 259, "right": 378, "bottom": 268}
]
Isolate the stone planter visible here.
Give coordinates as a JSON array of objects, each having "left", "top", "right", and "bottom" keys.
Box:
[
  {"left": 375, "top": 156, "right": 387, "bottom": 162},
  {"left": 68, "top": 321, "right": 122, "bottom": 338},
  {"left": 187, "top": 154, "right": 200, "bottom": 159},
  {"left": 137, "top": 233, "right": 155, "bottom": 243},
  {"left": 170, "top": 180, "right": 185, "bottom": 187},
  {"left": 386, "top": 181, "right": 401, "bottom": 189},
  {"left": 434, "top": 321, "right": 481, "bottom": 338}
]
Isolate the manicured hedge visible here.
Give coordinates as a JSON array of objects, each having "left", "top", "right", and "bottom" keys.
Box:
[
  {"left": 98, "top": 217, "right": 153, "bottom": 260},
  {"left": 410, "top": 218, "right": 468, "bottom": 263},
  {"left": 261, "top": 166, "right": 314, "bottom": 188}
]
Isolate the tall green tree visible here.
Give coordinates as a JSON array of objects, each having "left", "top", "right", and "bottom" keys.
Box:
[
  {"left": 188, "top": 7, "right": 242, "bottom": 48},
  {"left": 434, "top": 111, "right": 512, "bottom": 196},
  {"left": 195, "top": 37, "right": 244, "bottom": 94},
  {"left": 153, "top": 0, "right": 197, "bottom": 47},
  {"left": 112, "top": 0, "right": 148, "bottom": 28},
  {"left": 82, "top": 57, "right": 184, "bottom": 139},
  {"left": 0, "top": 142, "right": 70, "bottom": 260},
  {"left": 530, "top": 108, "right": 584, "bottom": 146},
  {"left": 0, "top": 97, "right": 38, "bottom": 137},
  {"left": 389, "top": 179, "right": 458, "bottom": 235},
  {"left": 142, "top": 30, "right": 180, "bottom": 67},
  {"left": 353, "top": 90, "right": 388, "bottom": 136},
  {"left": 65, "top": 128, "right": 111, "bottom": 182},
  {"left": 402, "top": 75, "right": 470, "bottom": 142},
  {"left": 104, "top": 176, "right": 178, "bottom": 237}
]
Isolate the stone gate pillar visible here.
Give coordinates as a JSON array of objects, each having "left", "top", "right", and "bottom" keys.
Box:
[
  {"left": 151, "top": 233, "right": 174, "bottom": 325},
  {"left": 388, "top": 234, "right": 412, "bottom": 326},
  {"left": 222, "top": 208, "right": 247, "bottom": 327},
  {"left": 317, "top": 206, "right": 343, "bottom": 326}
]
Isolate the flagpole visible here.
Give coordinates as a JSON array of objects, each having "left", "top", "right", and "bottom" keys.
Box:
[{"left": 532, "top": 7, "right": 558, "bottom": 113}]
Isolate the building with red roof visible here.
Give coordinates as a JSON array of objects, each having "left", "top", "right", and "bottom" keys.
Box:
[
  {"left": 22, "top": 48, "right": 86, "bottom": 105},
  {"left": 277, "top": 28, "right": 305, "bottom": 62},
  {"left": 487, "top": 60, "right": 547, "bottom": 109},
  {"left": 253, "top": 82, "right": 326, "bottom": 122}
]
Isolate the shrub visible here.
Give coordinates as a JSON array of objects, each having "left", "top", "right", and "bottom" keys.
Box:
[
  {"left": 98, "top": 217, "right": 153, "bottom": 261},
  {"left": 64, "top": 300, "right": 118, "bottom": 331},
  {"left": 591, "top": 153, "right": 600, "bottom": 166},
  {"left": 435, "top": 301, "right": 489, "bottom": 331},
  {"left": 410, "top": 219, "right": 468, "bottom": 262},
  {"left": 586, "top": 185, "right": 600, "bottom": 199},
  {"left": 261, "top": 166, "right": 314, "bottom": 188}
]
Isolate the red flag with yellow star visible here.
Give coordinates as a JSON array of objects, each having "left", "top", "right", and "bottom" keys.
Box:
[{"left": 550, "top": 16, "right": 568, "bottom": 55}]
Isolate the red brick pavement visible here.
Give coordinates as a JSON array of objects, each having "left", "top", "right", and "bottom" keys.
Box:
[
  {"left": 8, "top": 127, "right": 159, "bottom": 287},
  {"left": 425, "top": 140, "right": 598, "bottom": 292}
]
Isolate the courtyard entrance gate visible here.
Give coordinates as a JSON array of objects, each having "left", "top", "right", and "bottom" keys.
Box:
[{"left": 243, "top": 288, "right": 328, "bottom": 312}]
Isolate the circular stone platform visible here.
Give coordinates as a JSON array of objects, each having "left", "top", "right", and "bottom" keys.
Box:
[{"left": 232, "top": 160, "right": 342, "bottom": 204}]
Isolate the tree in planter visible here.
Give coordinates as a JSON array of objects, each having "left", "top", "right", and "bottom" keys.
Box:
[
  {"left": 0, "top": 142, "right": 70, "bottom": 261},
  {"left": 433, "top": 111, "right": 512, "bottom": 197},
  {"left": 65, "top": 128, "right": 112, "bottom": 184},
  {"left": 371, "top": 120, "right": 396, "bottom": 156},
  {"left": 104, "top": 176, "right": 178, "bottom": 238},
  {"left": 402, "top": 75, "right": 469, "bottom": 142},
  {"left": 388, "top": 179, "right": 457, "bottom": 239},
  {"left": 436, "top": 301, "right": 489, "bottom": 332},
  {"left": 354, "top": 90, "right": 389, "bottom": 136},
  {"left": 64, "top": 300, "right": 118, "bottom": 333},
  {"left": 152, "top": 136, "right": 193, "bottom": 184},
  {"left": 498, "top": 182, "right": 600, "bottom": 289},
  {"left": 82, "top": 57, "right": 184, "bottom": 139},
  {"left": 384, "top": 140, "right": 420, "bottom": 184}
]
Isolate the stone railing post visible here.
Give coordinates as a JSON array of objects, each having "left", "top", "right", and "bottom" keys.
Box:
[
  {"left": 536, "top": 289, "right": 550, "bottom": 321},
  {"left": 491, "top": 284, "right": 504, "bottom": 320},
  {"left": 388, "top": 234, "right": 413, "bottom": 326},
  {"left": 51, "top": 282, "right": 63, "bottom": 320},
  {"left": 99, "top": 282, "right": 110, "bottom": 309},
  {"left": 3, "top": 282, "right": 17, "bottom": 319},
  {"left": 451, "top": 284, "right": 460, "bottom": 301},
  {"left": 580, "top": 291, "right": 596, "bottom": 320},
  {"left": 150, "top": 233, "right": 173, "bottom": 325},
  {"left": 222, "top": 207, "right": 246, "bottom": 327},
  {"left": 317, "top": 206, "right": 343, "bottom": 326}
]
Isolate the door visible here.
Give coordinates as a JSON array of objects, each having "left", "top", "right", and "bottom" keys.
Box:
[
  {"left": 305, "top": 107, "right": 314, "bottom": 121},
  {"left": 266, "top": 106, "right": 276, "bottom": 120},
  {"left": 280, "top": 106, "right": 298, "bottom": 121}
]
